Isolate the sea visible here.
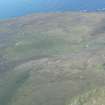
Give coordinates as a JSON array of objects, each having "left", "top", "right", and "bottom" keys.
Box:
[{"left": 0, "top": 0, "right": 105, "bottom": 19}]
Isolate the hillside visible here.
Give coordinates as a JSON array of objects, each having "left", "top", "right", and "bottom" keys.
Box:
[{"left": 0, "top": 12, "right": 105, "bottom": 105}]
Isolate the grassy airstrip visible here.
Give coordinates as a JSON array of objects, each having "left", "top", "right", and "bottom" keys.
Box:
[{"left": 0, "top": 12, "right": 105, "bottom": 105}]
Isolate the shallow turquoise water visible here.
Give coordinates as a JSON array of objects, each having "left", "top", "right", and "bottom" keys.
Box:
[{"left": 0, "top": 0, "right": 105, "bottom": 19}]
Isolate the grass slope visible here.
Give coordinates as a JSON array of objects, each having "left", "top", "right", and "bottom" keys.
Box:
[{"left": 0, "top": 12, "right": 105, "bottom": 105}]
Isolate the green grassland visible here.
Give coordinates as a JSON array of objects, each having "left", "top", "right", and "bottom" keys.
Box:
[
  {"left": 69, "top": 87, "right": 105, "bottom": 105},
  {"left": 1, "top": 12, "right": 105, "bottom": 105}
]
